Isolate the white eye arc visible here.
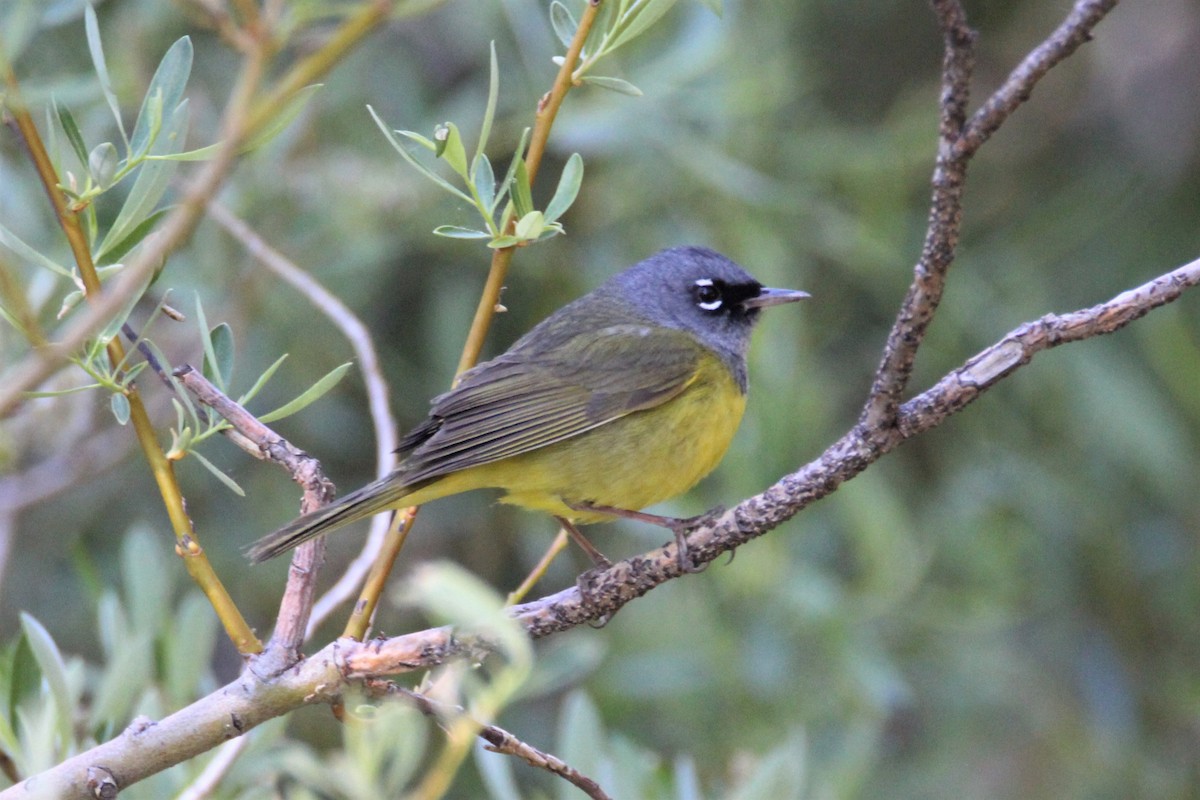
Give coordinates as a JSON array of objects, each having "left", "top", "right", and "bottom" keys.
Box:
[{"left": 693, "top": 278, "right": 723, "bottom": 311}]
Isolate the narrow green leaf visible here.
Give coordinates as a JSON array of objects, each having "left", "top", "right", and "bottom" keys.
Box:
[
  {"left": 0, "top": 220, "right": 74, "bottom": 278},
  {"left": 544, "top": 152, "right": 584, "bottom": 223},
  {"left": 512, "top": 159, "right": 533, "bottom": 218},
  {"left": 0, "top": 302, "right": 28, "bottom": 337},
  {"left": 515, "top": 210, "right": 545, "bottom": 240},
  {"left": 557, "top": 691, "right": 605, "bottom": 785},
  {"left": 95, "top": 206, "right": 170, "bottom": 266},
  {"left": 142, "top": 142, "right": 222, "bottom": 162},
  {"left": 145, "top": 78, "right": 317, "bottom": 164},
  {"left": 475, "top": 737, "right": 522, "bottom": 800},
  {"left": 22, "top": 385, "right": 104, "bottom": 399},
  {"left": 130, "top": 37, "right": 193, "bottom": 158},
  {"left": 209, "top": 322, "right": 235, "bottom": 389},
  {"left": 10, "top": 629, "right": 42, "bottom": 724},
  {"left": 88, "top": 141, "right": 119, "bottom": 190},
  {"left": 18, "top": 614, "right": 73, "bottom": 752},
  {"left": 90, "top": 632, "right": 152, "bottom": 728},
  {"left": 368, "top": 106, "right": 473, "bottom": 204},
  {"left": 55, "top": 100, "right": 89, "bottom": 171},
  {"left": 493, "top": 128, "right": 531, "bottom": 217},
  {"left": 433, "top": 225, "right": 491, "bottom": 239},
  {"left": 84, "top": 4, "right": 127, "bottom": 147},
  {"left": 580, "top": 75, "right": 643, "bottom": 96},
  {"left": 3, "top": 639, "right": 35, "bottom": 754},
  {"left": 57, "top": 290, "right": 84, "bottom": 320},
  {"left": 95, "top": 100, "right": 189, "bottom": 262},
  {"left": 162, "top": 593, "right": 219, "bottom": 704},
  {"left": 476, "top": 42, "right": 499, "bottom": 161},
  {"left": 609, "top": 0, "right": 679, "bottom": 52},
  {"left": 472, "top": 153, "right": 496, "bottom": 215},
  {"left": 120, "top": 525, "right": 171, "bottom": 654},
  {"left": 394, "top": 128, "right": 437, "bottom": 152},
  {"left": 194, "top": 294, "right": 222, "bottom": 391},
  {"left": 549, "top": 1, "right": 579, "bottom": 48},
  {"left": 190, "top": 449, "right": 246, "bottom": 496},
  {"left": 435, "top": 122, "right": 469, "bottom": 178},
  {"left": 110, "top": 392, "right": 131, "bottom": 425},
  {"left": 171, "top": 397, "right": 188, "bottom": 436},
  {"left": 236, "top": 353, "right": 288, "bottom": 405},
  {"left": 258, "top": 362, "right": 353, "bottom": 424},
  {"left": 487, "top": 234, "right": 523, "bottom": 249},
  {"left": 95, "top": 266, "right": 154, "bottom": 343}
]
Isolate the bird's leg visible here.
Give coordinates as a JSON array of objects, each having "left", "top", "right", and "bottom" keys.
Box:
[
  {"left": 554, "top": 516, "right": 615, "bottom": 628},
  {"left": 555, "top": 517, "right": 612, "bottom": 569},
  {"left": 568, "top": 502, "right": 725, "bottom": 574}
]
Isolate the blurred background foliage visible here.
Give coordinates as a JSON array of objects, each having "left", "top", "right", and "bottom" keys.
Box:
[{"left": 1, "top": 0, "right": 1199, "bottom": 797}]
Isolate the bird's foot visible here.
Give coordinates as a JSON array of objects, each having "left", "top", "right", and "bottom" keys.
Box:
[
  {"left": 569, "top": 501, "right": 725, "bottom": 574},
  {"left": 667, "top": 505, "right": 725, "bottom": 574}
]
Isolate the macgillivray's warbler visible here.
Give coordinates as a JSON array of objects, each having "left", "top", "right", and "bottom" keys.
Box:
[{"left": 246, "top": 246, "right": 808, "bottom": 569}]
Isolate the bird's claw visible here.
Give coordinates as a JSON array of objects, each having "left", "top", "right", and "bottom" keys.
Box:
[{"left": 670, "top": 505, "right": 725, "bottom": 574}]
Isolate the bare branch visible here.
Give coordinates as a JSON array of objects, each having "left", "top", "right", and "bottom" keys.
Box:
[
  {"left": 205, "top": 201, "right": 400, "bottom": 636},
  {"left": 862, "top": 0, "right": 1118, "bottom": 427},
  {"left": 897, "top": 256, "right": 1200, "bottom": 436},
  {"left": 957, "top": 0, "right": 1120, "bottom": 157},
  {"left": 174, "top": 365, "right": 332, "bottom": 664}
]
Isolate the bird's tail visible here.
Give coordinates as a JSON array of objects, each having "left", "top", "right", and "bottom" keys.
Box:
[{"left": 245, "top": 474, "right": 413, "bottom": 564}]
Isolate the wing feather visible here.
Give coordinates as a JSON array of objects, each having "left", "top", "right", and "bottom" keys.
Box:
[{"left": 397, "top": 325, "right": 703, "bottom": 485}]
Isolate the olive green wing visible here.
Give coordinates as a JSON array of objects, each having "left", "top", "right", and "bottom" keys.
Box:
[{"left": 397, "top": 325, "right": 706, "bottom": 484}]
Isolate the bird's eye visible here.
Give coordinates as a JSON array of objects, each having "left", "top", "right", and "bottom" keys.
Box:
[{"left": 693, "top": 279, "right": 723, "bottom": 312}]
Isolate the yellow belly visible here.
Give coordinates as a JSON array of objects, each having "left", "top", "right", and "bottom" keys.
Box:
[{"left": 402, "top": 357, "right": 747, "bottom": 522}]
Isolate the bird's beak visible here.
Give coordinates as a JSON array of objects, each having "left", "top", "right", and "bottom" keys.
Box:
[{"left": 741, "top": 287, "right": 811, "bottom": 309}]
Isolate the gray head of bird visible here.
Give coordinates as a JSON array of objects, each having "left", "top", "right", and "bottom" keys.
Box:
[{"left": 601, "top": 245, "right": 809, "bottom": 372}]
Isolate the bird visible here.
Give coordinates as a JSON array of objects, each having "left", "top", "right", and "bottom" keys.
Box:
[{"left": 246, "top": 246, "right": 808, "bottom": 571}]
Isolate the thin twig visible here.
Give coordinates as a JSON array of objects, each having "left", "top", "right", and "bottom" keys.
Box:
[
  {"left": 957, "top": 0, "right": 1120, "bottom": 157},
  {"left": 861, "top": 0, "right": 1116, "bottom": 429},
  {"left": 204, "top": 201, "right": 400, "bottom": 638},
  {"left": 174, "top": 365, "right": 333, "bottom": 665},
  {"left": 860, "top": 0, "right": 976, "bottom": 428},
  {"left": 390, "top": 686, "right": 613, "bottom": 800},
  {"left": 174, "top": 737, "right": 250, "bottom": 800}
]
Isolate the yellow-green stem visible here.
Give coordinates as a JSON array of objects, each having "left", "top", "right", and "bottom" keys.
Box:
[
  {"left": 506, "top": 528, "right": 569, "bottom": 605},
  {"left": 244, "top": 0, "right": 395, "bottom": 136},
  {"left": 3, "top": 61, "right": 262, "bottom": 655},
  {"left": 343, "top": 508, "right": 415, "bottom": 640},
  {"left": 455, "top": 0, "right": 604, "bottom": 375},
  {"left": 349, "top": 1, "right": 606, "bottom": 643}
]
